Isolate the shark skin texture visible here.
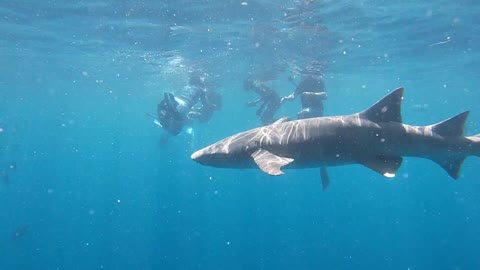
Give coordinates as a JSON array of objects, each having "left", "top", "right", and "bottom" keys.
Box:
[{"left": 191, "top": 88, "right": 480, "bottom": 189}]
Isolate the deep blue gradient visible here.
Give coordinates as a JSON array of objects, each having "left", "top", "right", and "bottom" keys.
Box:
[{"left": 1, "top": 1, "right": 480, "bottom": 269}]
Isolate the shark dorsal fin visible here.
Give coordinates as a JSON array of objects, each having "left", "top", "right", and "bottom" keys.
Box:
[
  {"left": 272, "top": 117, "right": 289, "bottom": 125},
  {"left": 251, "top": 149, "right": 294, "bottom": 176},
  {"left": 359, "top": 87, "right": 403, "bottom": 123},
  {"left": 431, "top": 111, "right": 469, "bottom": 138}
]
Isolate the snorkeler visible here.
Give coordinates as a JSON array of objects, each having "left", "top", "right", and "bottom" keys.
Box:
[
  {"left": 280, "top": 75, "right": 327, "bottom": 119},
  {"left": 187, "top": 89, "right": 222, "bottom": 123},
  {"left": 152, "top": 72, "right": 222, "bottom": 139},
  {"left": 243, "top": 79, "right": 281, "bottom": 125}
]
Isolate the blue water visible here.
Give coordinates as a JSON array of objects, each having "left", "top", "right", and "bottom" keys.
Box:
[{"left": 1, "top": 1, "right": 480, "bottom": 269}]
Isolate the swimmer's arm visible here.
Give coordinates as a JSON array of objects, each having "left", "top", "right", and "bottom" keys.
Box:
[
  {"left": 246, "top": 98, "right": 262, "bottom": 107},
  {"left": 145, "top": 112, "right": 158, "bottom": 119},
  {"left": 145, "top": 112, "right": 163, "bottom": 127},
  {"left": 280, "top": 92, "right": 296, "bottom": 104}
]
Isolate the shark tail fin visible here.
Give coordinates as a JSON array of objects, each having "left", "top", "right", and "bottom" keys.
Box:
[{"left": 431, "top": 111, "right": 469, "bottom": 138}]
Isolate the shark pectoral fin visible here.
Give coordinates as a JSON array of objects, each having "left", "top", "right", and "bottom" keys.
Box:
[
  {"left": 433, "top": 158, "right": 466, "bottom": 179},
  {"left": 359, "top": 156, "right": 403, "bottom": 178},
  {"left": 320, "top": 166, "right": 330, "bottom": 190},
  {"left": 251, "top": 149, "right": 294, "bottom": 176}
]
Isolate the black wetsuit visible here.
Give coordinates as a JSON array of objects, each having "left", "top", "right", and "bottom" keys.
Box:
[
  {"left": 188, "top": 90, "right": 222, "bottom": 123},
  {"left": 157, "top": 85, "right": 220, "bottom": 135},
  {"left": 294, "top": 76, "right": 326, "bottom": 119},
  {"left": 247, "top": 84, "right": 281, "bottom": 125}
]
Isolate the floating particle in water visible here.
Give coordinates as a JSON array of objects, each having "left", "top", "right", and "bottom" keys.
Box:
[{"left": 9, "top": 162, "right": 16, "bottom": 170}]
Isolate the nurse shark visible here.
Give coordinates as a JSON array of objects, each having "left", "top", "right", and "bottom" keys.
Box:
[{"left": 191, "top": 88, "right": 480, "bottom": 189}]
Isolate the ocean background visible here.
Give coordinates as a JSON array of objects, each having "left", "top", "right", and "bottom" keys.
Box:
[{"left": 1, "top": 1, "right": 480, "bottom": 269}]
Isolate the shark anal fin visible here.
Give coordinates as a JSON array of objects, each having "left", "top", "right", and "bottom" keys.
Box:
[
  {"left": 251, "top": 149, "right": 294, "bottom": 176},
  {"left": 359, "top": 155, "right": 403, "bottom": 178},
  {"left": 359, "top": 87, "right": 403, "bottom": 123},
  {"left": 320, "top": 166, "right": 330, "bottom": 190},
  {"left": 434, "top": 158, "right": 465, "bottom": 179},
  {"left": 431, "top": 111, "right": 469, "bottom": 138}
]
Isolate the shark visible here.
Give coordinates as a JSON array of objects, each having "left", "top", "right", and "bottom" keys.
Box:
[{"left": 191, "top": 88, "right": 480, "bottom": 189}]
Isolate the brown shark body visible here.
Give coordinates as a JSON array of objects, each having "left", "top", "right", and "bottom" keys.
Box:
[{"left": 191, "top": 88, "right": 480, "bottom": 189}]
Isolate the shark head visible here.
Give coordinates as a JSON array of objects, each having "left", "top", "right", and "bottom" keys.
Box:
[{"left": 191, "top": 129, "right": 260, "bottom": 168}]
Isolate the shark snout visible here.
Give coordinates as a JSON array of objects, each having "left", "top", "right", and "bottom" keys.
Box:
[
  {"left": 191, "top": 145, "right": 227, "bottom": 166},
  {"left": 191, "top": 149, "right": 203, "bottom": 161}
]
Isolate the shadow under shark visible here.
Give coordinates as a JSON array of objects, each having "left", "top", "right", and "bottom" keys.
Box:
[{"left": 191, "top": 88, "right": 480, "bottom": 189}]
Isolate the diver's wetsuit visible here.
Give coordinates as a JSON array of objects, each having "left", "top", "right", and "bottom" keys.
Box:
[
  {"left": 157, "top": 85, "right": 205, "bottom": 136},
  {"left": 157, "top": 84, "right": 222, "bottom": 136},
  {"left": 174, "top": 85, "right": 205, "bottom": 114},
  {"left": 293, "top": 76, "right": 327, "bottom": 119},
  {"left": 246, "top": 84, "right": 281, "bottom": 125},
  {"left": 188, "top": 90, "right": 222, "bottom": 123}
]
